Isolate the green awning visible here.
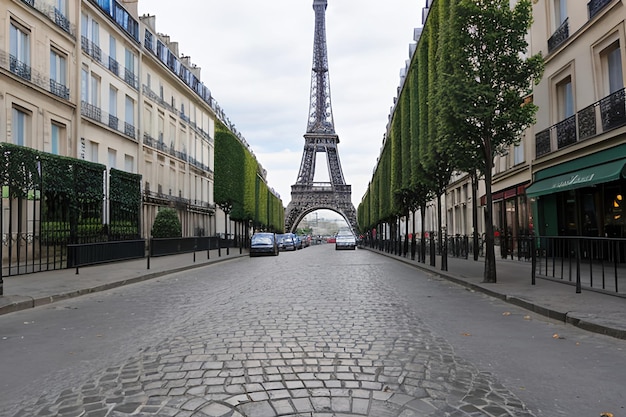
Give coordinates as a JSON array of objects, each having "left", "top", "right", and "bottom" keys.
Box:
[{"left": 526, "top": 159, "right": 626, "bottom": 197}]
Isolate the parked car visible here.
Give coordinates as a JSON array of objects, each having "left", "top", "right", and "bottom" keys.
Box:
[
  {"left": 292, "top": 233, "right": 303, "bottom": 249},
  {"left": 250, "top": 232, "right": 279, "bottom": 257},
  {"left": 277, "top": 233, "right": 296, "bottom": 251},
  {"left": 335, "top": 232, "right": 356, "bottom": 250},
  {"left": 300, "top": 235, "right": 312, "bottom": 248}
]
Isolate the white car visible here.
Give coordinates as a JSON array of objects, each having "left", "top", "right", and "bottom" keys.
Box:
[{"left": 335, "top": 232, "right": 356, "bottom": 250}]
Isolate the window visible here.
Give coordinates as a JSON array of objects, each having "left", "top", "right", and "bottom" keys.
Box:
[
  {"left": 109, "top": 86, "right": 118, "bottom": 129},
  {"left": 10, "top": 21, "right": 30, "bottom": 79},
  {"left": 90, "top": 73, "right": 100, "bottom": 106},
  {"left": 125, "top": 48, "right": 135, "bottom": 74},
  {"left": 109, "top": 36, "right": 116, "bottom": 61},
  {"left": 605, "top": 42, "right": 624, "bottom": 94},
  {"left": 50, "top": 123, "right": 65, "bottom": 155},
  {"left": 81, "top": 13, "right": 88, "bottom": 39},
  {"left": 109, "top": 86, "right": 117, "bottom": 117},
  {"left": 124, "top": 154, "right": 134, "bottom": 172},
  {"left": 50, "top": 48, "right": 68, "bottom": 98},
  {"left": 557, "top": 77, "right": 574, "bottom": 120},
  {"left": 56, "top": 0, "right": 67, "bottom": 14},
  {"left": 91, "top": 20, "right": 100, "bottom": 47},
  {"left": 553, "top": 0, "right": 567, "bottom": 28},
  {"left": 12, "top": 107, "right": 29, "bottom": 146},
  {"left": 144, "top": 105, "right": 153, "bottom": 136},
  {"left": 125, "top": 95, "right": 135, "bottom": 138},
  {"left": 125, "top": 95, "right": 134, "bottom": 126},
  {"left": 88, "top": 140, "right": 99, "bottom": 163},
  {"left": 50, "top": 49, "right": 66, "bottom": 85},
  {"left": 81, "top": 67, "right": 89, "bottom": 103},
  {"left": 108, "top": 148, "right": 117, "bottom": 169},
  {"left": 514, "top": 141, "right": 524, "bottom": 165}
]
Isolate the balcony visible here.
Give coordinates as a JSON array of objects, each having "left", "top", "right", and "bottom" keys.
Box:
[
  {"left": 124, "top": 122, "right": 136, "bottom": 140},
  {"left": 9, "top": 56, "right": 31, "bottom": 81},
  {"left": 548, "top": 19, "right": 569, "bottom": 53},
  {"left": 588, "top": 0, "right": 613, "bottom": 19},
  {"left": 124, "top": 68, "right": 139, "bottom": 90},
  {"left": 535, "top": 88, "right": 626, "bottom": 157},
  {"left": 81, "top": 101, "right": 102, "bottom": 122},
  {"left": 81, "top": 36, "right": 102, "bottom": 63},
  {"left": 108, "top": 115, "right": 119, "bottom": 130},
  {"left": 108, "top": 57, "right": 119, "bottom": 76},
  {"left": 49, "top": 79, "right": 70, "bottom": 100},
  {"left": 20, "top": 0, "right": 75, "bottom": 36},
  {"left": 53, "top": 8, "right": 71, "bottom": 33}
]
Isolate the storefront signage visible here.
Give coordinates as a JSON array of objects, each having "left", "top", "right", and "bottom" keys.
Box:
[{"left": 551, "top": 173, "right": 595, "bottom": 190}]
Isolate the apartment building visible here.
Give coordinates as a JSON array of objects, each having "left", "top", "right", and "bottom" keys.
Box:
[
  {"left": 0, "top": 0, "right": 230, "bottom": 239},
  {"left": 528, "top": 0, "right": 626, "bottom": 238},
  {"left": 1, "top": 0, "right": 77, "bottom": 155}
]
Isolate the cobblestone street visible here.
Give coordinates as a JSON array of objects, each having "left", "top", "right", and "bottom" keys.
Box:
[{"left": 4, "top": 246, "right": 621, "bottom": 416}]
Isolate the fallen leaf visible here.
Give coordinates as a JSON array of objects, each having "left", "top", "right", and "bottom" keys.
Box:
[
  {"left": 462, "top": 333, "right": 472, "bottom": 337},
  {"left": 600, "top": 413, "right": 614, "bottom": 417},
  {"left": 523, "top": 315, "right": 532, "bottom": 320},
  {"left": 502, "top": 312, "right": 511, "bottom": 316},
  {"left": 552, "top": 333, "right": 565, "bottom": 339}
]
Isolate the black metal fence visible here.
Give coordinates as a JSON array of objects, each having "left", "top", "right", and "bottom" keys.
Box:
[
  {"left": 361, "top": 232, "right": 625, "bottom": 294},
  {"left": 1, "top": 148, "right": 141, "bottom": 293},
  {"left": 532, "top": 236, "right": 626, "bottom": 294}
]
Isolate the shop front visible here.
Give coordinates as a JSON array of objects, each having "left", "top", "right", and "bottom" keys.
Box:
[
  {"left": 526, "top": 145, "right": 626, "bottom": 238},
  {"left": 483, "top": 184, "right": 532, "bottom": 258}
]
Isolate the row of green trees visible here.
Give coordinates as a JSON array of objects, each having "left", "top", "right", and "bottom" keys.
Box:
[
  {"left": 214, "top": 123, "right": 284, "bottom": 234},
  {"left": 357, "top": 0, "right": 543, "bottom": 282}
]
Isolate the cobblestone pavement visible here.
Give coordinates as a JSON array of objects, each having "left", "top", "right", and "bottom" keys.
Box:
[{"left": 8, "top": 250, "right": 536, "bottom": 417}]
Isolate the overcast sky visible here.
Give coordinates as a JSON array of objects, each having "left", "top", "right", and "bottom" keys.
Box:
[{"left": 138, "top": 0, "right": 425, "bottom": 211}]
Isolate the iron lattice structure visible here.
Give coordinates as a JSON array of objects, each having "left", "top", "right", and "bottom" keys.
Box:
[{"left": 285, "top": 0, "right": 358, "bottom": 233}]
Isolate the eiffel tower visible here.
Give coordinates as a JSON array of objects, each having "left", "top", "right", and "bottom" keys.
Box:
[{"left": 284, "top": 0, "right": 358, "bottom": 233}]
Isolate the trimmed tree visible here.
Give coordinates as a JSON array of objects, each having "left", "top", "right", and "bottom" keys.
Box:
[{"left": 443, "top": 0, "right": 544, "bottom": 282}]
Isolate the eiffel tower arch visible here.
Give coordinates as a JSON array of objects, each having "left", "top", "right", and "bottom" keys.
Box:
[{"left": 285, "top": 0, "right": 358, "bottom": 234}]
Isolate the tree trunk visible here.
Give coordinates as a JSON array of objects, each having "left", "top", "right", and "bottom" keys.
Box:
[
  {"left": 437, "top": 194, "right": 443, "bottom": 253},
  {"left": 472, "top": 171, "right": 479, "bottom": 261},
  {"left": 483, "top": 163, "right": 497, "bottom": 283},
  {"left": 420, "top": 204, "right": 426, "bottom": 263}
]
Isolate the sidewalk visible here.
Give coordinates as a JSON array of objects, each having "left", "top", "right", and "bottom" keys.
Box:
[
  {"left": 364, "top": 247, "right": 626, "bottom": 340},
  {"left": 0, "top": 248, "right": 246, "bottom": 316},
  {"left": 1, "top": 246, "right": 625, "bottom": 340}
]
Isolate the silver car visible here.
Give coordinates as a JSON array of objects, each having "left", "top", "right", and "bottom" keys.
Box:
[{"left": 335, "top": 232, "right": 356, "bottom": 250}]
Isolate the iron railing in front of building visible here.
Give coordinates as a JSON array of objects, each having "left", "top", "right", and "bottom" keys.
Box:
[
  {"left": 532, "top": 236, "right": 625, "bottom": 294},
  {"left": 535, "top": 87, "right": 626, "bottom": 158},
  {"left": 360, "top": 233, "right": 625, "bottom": 294}
]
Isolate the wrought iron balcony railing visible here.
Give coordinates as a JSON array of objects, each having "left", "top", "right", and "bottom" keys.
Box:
[
  {"left": 1, "top": 49, "right": 71, "bottom": 100},
  {"left": 588, "top": 0, "right": 614, "bottom": 19},
  {"left": 9, "top": 55, "right": 31, "bottom": 81},
  {"left": 49, "top": 79, "right": 70, "bottom": 100},
  {"left": 20, "top": 0, "right": 75, "bottom": 36},
  {"left": 547, "top": 19, "right": 569, "bottom": 53},
  {"left": 535, "top": 87, "right": 626, "bottom": 157}
]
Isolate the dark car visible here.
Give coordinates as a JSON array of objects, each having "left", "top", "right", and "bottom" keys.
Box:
[
  {"left": 277, "top": 233, "right": 297, "bottom": 251},
  {"left": 250, "top": 232, "right": 279, "bottom": 257}
]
